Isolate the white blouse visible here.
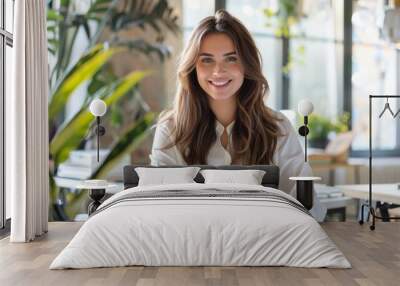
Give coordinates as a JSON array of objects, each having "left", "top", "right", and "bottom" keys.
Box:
[{"left": 149, "top": 111, "right": 326, "bottom": 221}]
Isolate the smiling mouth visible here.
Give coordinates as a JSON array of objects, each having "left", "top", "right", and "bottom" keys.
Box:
[{"left": 208, "top": 79, "right": 232, "bottom": 88}]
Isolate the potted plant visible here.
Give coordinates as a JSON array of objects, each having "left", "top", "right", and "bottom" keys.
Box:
[{"left": 307, "top": 112, "right": 350, "bottom": 149}]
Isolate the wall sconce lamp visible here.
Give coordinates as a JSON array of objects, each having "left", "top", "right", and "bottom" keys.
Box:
[
  {"left": 297, "top": 99, "right": 314, "bottom": 162},
  {"left": 89, "top": 99, "right": 107, "bottom": 162},
  {"left": 289, "top": 99, "right": 320, "bottom": 210}
]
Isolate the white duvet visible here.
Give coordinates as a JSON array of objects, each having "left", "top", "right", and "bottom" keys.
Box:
[{"left": 50, "top": 183, "right": 351, "bottom": 269}]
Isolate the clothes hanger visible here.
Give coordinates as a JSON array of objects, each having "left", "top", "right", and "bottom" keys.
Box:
[{"left": 378, "top": 97, "right": 395, "bottom": 118}]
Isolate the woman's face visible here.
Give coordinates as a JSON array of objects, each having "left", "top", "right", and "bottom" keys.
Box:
[{"left": 196, "top": 33, "right": 244, "bottom": 102}]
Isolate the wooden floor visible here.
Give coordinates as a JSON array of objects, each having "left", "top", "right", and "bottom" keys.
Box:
[{"left": 0, "top": 222, "right": 399, "bottom": 286}]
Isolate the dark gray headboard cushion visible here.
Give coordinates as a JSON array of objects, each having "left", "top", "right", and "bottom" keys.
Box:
[{"left": 123, "top": 165, "right": 280, "bottom": 190}]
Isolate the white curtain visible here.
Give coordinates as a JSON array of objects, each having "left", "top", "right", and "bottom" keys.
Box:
[{"left": 7, "top": 0, "right": 49, "bottom": 242}]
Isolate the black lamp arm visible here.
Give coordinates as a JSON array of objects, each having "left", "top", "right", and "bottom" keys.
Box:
[
  {"left": 94, "top": 116, "right": 106, "bottom": 162},
  {"left": 298, "top": 116, "right": 310, "bottom": 163},
  {"left": 97, "top": 117, "right": 100, "bottom": 162}
]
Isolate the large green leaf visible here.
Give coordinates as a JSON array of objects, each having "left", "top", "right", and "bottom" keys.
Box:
[
  {"left": 50, "top": 43, "right": 105, "bottom": 100},
  {"left": 47, "top": 9, "right": 63, "bottom": 21},
  {"left": 86, "top": 64, "right": 117, "bottom": 97},
  {"left": 49, "top": 44, "right": 123, "bottom": 120},
  {"left": 50, "top": 70, "right": 151, "bottom": 164}
]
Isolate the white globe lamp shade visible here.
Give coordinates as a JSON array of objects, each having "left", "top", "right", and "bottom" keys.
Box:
[
  {"left": 89, "top": 99, "right": 107, "bottom": 117},
  {"left": 297, "top": 100, "right": 314, "bottom": 116}
]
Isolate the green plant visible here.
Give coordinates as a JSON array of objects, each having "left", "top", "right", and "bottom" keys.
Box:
[
  {"left": 47, "top": 0, "right": 179, "bottom": 220},
  {"left": 263, "top": 0, "right": 305, "bottom": 38},
  {"left": 307, "top": 112, "right": 350, "bottom": 142},
  {"left": 263, "top": 0, "right": 306, "bottom": 74}
]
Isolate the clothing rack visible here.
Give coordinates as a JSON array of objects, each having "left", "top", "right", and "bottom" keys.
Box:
[{"left": 359, "top": 95, "right": 400, "bottom": 230}]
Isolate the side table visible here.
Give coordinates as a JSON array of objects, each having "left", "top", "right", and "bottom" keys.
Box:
[
  {"left": 76, "top": 180, "right": 118, "bottom": 215},
  {"left": 289, "top": 176, "right": 321, "bottom": 210}
]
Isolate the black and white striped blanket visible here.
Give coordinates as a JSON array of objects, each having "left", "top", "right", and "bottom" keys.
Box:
[{"left": 92, "top": 188, "right": 310, "bottom": 217}]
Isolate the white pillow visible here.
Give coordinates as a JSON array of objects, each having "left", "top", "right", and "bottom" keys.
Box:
[
  {"left": 135, "top": 167, "right": 201, "bottom": 186},
  {"left": 200, "top": 169, "right": 266, "bottom": 185}
]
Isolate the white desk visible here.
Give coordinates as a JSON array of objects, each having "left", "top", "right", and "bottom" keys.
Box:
[{"left": 337, "top": 184, "right": 400, "bottom": 204}]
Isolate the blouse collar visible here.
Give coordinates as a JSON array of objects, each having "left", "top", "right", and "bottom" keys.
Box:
[{"left": 215, "top": 120, "right": 235, "bottom": 136}]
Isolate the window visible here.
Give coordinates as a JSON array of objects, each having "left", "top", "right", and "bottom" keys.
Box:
[
  {"left": 351, "top": 0, "right": 400, "bottom": 156},
  {"left": 1, "top": 0, "right": 14, "bottom": 231},
  {"left": 289, "top": 1, "right": 343, "bottom": 118}
]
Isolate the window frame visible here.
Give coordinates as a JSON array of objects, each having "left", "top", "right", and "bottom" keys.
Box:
[{"left": 0, "top": 0, "right": 13, "bottom": 232}]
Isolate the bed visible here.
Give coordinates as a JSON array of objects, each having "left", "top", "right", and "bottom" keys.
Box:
[{"left": 50, "top": 165, "right": 350, "bottom": 269}]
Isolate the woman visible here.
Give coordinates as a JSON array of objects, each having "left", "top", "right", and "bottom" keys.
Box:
[{"left": 150, "top": 10, "right": 325, "bottom": 220}]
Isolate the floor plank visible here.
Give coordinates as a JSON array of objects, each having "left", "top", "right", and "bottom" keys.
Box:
[{"left": 0, "top": 222, "right": 399, "bottom": 286}]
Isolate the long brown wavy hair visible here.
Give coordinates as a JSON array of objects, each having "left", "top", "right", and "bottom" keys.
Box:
[{"left": 159, "top": 10, "right": 284, "bottom": 165}]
